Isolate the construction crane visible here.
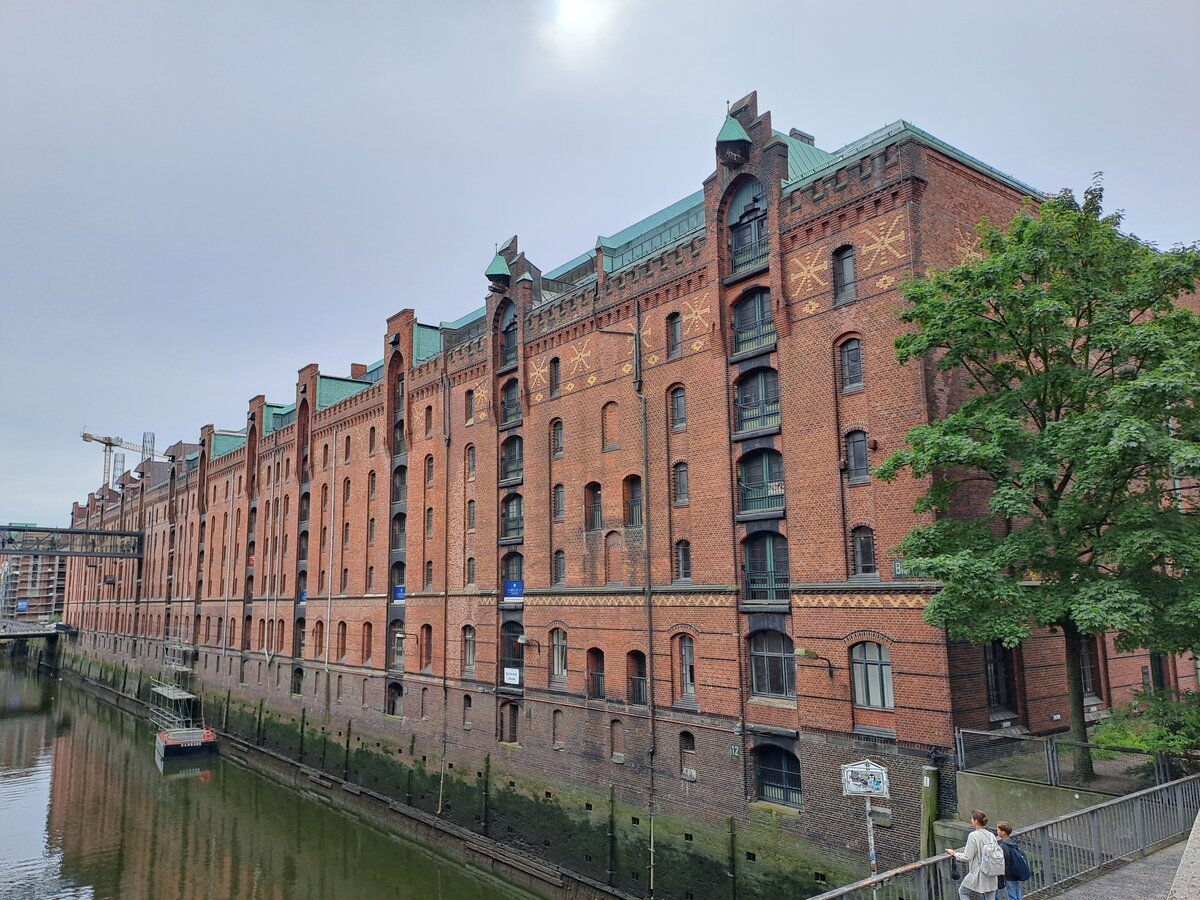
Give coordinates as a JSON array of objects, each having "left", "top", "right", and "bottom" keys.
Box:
[{"left": 81, "top": 430, "right": 166, "bottom": 488}]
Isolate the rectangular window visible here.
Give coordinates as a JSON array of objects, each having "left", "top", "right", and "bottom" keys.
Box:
[{"left": 552, "top": 485, "right": 565, "bottom": 522}]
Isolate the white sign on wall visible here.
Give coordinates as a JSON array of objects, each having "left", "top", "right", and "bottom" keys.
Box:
[
  {"left": 841, "top": 759, "right": 889, "bottom": 799},
  {"left": 503, "top": 667, "right": 521, "bottom": 685}
]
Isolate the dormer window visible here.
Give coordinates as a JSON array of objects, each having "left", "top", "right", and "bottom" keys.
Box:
[{"left": 728, "top": 178, "right": 768, "bottom": 274}]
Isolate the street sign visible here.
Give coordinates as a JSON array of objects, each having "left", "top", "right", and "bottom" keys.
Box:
[{"left": 842, "top": 759, "right": 890, "bottom": 798}]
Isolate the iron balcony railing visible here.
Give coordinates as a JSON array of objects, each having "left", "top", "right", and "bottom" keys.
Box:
[
  {"left": 624, "top": 500, "right": 643, "bottom": 527},
  {"left": 735, "top": 396, "right": 781, "bottom": 433},
  {"left": 627, "top": 676, "right": 648, "bottom": 706},
  {"left": 809, "top": 773, "right": 1200, "bottom": 900},
  {"left": 731, "top": 235, "right": 769, "bottom": 273},
  {"left": 586, "top": 671, "right": 606, "bottom": 699},
  {"left": 739, "top": 479, "right": 785, "bottom": 513},
  {"left": 501, "top": 399, "right": 521, "bottom": 424},
  {"left": 733, "top": 319, "right": 777, "bottom": 355},
  {"left": 745, "top": 569, "right": 790, "bottom": 602},
  {"left": 585, "top": 503, "right": 603, "bottom": 531},
  {"left": 391, "top": 530, "right": 405, "bottom": 550},
  {"left": 500, "top": 344, "right": 518, "bottom": 368},
  {"left": 500, "top": 456, "right": 524, "bottom": 482},
  {"left": 501, "top": 518, "right": 524, "bottom": 541},
  {"left": 391, "top": 482, "right": 406, "bottom": 502}
]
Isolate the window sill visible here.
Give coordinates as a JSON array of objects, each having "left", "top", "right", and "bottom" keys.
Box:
[
  {"left": 603, "top": 445, "right": 620, "bottom": 453},
  {"left": 749, "top": 799, "right": 801, "bottom": 816},
  {"left": 847, "top": 476, "right": 871, "bottom": 487},
  {"left": 729, "top": 343, "right": 777, "bottom": 365},
  {"left": 724, "top": 263, "right": 769, "bottom": 287},
  {"left": 736, "top": 508, "right": 785, "bottom": 523},
  {"left": 499, "top": 419, "right": 523, "bottom": 431},
  {"left": 496, "top": 362, "right": 517, "bottom": 376},
  {"left": 841, "top": 384, "right": 865, "bottom": 396},
  {"left": 748, "top": 695, "right": 797, "bottom": 710},
  {"left": 733, "top": 425, "right": 781, "bottom": 442},
  {"left": 498, "top": 535, "right": 524, "bottom": 546},
  {"left": 498, "top": 476, "right": 524, "bottom": 489},
  {"left": 852, "top": 726, "right": 896, "bottom": 740},
  {"left": 671, "top": 424, "right": 686, "bottom": 432}
]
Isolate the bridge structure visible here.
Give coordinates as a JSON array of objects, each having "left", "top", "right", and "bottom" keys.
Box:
[
  {"left": 0, "top": 524, "right": 143, "bottom": 559},
  {"left": 0, "top": 619, "right": 64, "bottom": 641}
]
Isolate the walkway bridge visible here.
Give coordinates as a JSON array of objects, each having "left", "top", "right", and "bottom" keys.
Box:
[{"left": 0, "top": 524, "right": 143, "bottom": 559}]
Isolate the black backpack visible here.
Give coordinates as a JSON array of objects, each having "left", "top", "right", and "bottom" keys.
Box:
[{"left": 1003, "top": 841, "right": 1032, "bottom": 882}]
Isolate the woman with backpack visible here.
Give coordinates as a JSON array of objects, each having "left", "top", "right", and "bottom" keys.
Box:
[{"left": 946, "top": 809, "right": 1003, "bottom": 899}]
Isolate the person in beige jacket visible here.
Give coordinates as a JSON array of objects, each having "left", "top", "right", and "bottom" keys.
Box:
[{"left": 946, "top": 809, "right": 1000, "bottom": 899}]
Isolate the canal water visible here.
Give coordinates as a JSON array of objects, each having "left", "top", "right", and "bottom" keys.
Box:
[{"left": 0, "top": 663, "right": 530, "bottom": 900}]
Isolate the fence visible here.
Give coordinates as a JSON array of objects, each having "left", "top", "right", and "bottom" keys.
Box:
[
  {"left": 810, "top": 773, "right": 1200, "bottom": 899},
  {"left": 957, "top": 728, "right": 1197, "bottom": 794}
]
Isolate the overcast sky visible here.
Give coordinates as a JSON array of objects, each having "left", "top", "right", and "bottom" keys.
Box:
[{"left": 2, "top": 0, "right": 1197, "bottom": 527}]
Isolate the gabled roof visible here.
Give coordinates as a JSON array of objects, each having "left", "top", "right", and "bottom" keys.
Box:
[
  {"left": 316, "top": 375, "right": 372, "bottom": 411},
  {"left": 210, "top": 430, "right": 247, "bottom": 461},
  {"left": 716, "top": 114, "right": 751, "bottom": 144}
]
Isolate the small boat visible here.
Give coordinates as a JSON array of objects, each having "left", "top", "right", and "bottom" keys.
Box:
[{"left": 150, "top": 630, "right": 218, "bottom": 761}]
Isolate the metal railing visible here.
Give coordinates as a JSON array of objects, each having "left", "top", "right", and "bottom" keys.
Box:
[
  {"left": 500, "top": 518, "right": 524, "bottom": 541},
  {"left": 500, "top": 344, "right": 518, "bottom": 368},
  {"left": 499, "top": 456, "right": 523, "bottom": 482},
  {"left": 584, "top": 503, "right": 603, "bottom": 531},
  {"left": 810, "top": 774, "right": 1200, "bottom": 899},
  {"left": 735, "top": 396, "right": 781, "bottom": 433},
  {"left": 731, "top": 236, "right": 769, "bottom": 273},
  {"left": 586, "top": 671, "right": 606, "bottom": 699},
  {"left": 745, "top": 570, "right": 790, "bottom": 602},
  {"left": 739, "top": 479, "right": 785, "bottom": 513},
  {"left": 501, "top": 399, "right": 521, "bottom": 424},
  {"left": 627, "top": 675, "right": 648, "bottom": 706},
  {"left": 733, "top": 319, "right": 777, "bottom": 355},
  {"left": 624, "top": 500, "right": 643, "bottom": 527}
]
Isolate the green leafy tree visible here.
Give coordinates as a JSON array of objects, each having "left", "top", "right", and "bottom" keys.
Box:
[{"left": 876, "top": 183, "right": 1200, "bottom": 777}]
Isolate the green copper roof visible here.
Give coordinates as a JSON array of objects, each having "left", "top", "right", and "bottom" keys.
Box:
[
  {"left": 485, "top": 253, "right": 511, "bottom": 278},
  {"left": 774, "top": 131, "right": 839, "bottom": 185},
  {"left": 716, "top": 114, "right": 751, "bottom": 144},
  {"left": 442, "top": 306, "right": 485, "bottom": 331},
  {"left": 316, "top": 375, "right": 372, "bottom": 411},
  {"left": 413, "top": 323, "right": 441, "bottom": 363},
  {"left": 210, "top": 431, "right": 247, "bottom": 461},
  {"left": 261, "top": 402, "right": 289, "bottom": 435}
]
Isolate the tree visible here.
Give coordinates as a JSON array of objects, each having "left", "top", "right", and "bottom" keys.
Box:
[{"left": 876, "top": 182, "right": 1200, "bottom": 777}]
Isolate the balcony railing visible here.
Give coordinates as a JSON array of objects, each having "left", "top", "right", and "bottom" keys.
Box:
[
  {"left": 738, "top": 480, "right": 785, "bottom": 513},
  {"left": 733, "top": 319, "right": 777, "bottom": 355},
  {"left": 735, "top": 396, "right": 781, "bottom": 433},
  {"left": 584, "top": 503, "right": 603, "bottom": 531},
  {"left": 586, "top": 671, "right": 606, "bottom": 699},
  {"left": 745, "top": 569, "right": 790, "bottom": 602},
  {"left": 624, "top": 500, "right": 643, "bottom": 528},
  {"left": 500, "top": 518, "right": 524, "bottom": 541},
  {"left": 391, "top": 483, "right": 406, "bottom": 503},
  {"left": 731, "top": 236, "right": 769, "bottom": 273},
  {"left": 627, "top": 675, "right": 648, "bottom": 706},
  {"left": 499, "top": 456, "right": 524, "bottom": 482},
  {"left": 500, "top": 344, "right": 518, "bottom": 368},
  {"left": 501, "top": 400, "right": 521, "bottom": 424},
  {"left": 390, "top": 531, "right": 406, "bottom": 551}
]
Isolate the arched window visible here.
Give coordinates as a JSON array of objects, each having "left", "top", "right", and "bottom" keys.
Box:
[
  {"left": 465, "top": 557, "right": 476, "bottom": 585},
  {"left": 550, "top": 628, "right": 568, "bottom": 680},
  {"left": 739, "top": 449, "right": 785, "bottom": 513},
  {"left": 340, "top": 568, "right": 348, "bottom": 592},
  {"left": 673, "top": 540, "right": 692, "bottom": 582},
  {"left": 673, "top": 461, "right": 689, "bottom": 505},
  {"left": 604, "top": 531, "right": 623, "bottom": 585},
  {"left": 669, "top": 386, "right": 686, "bottom": 430},
  {"left": 755, "top": 745, "right": 802, "bottom": 806},
  {"left": 368, "top": 470, "right": 377, "bottom": 500},
  {"left": 677, "top": 635, "right": 696, "bottom": 699},
  {"left": 601, "top": 402, "right": 620, "bottom": 450},
  {"left": 584, "top": 482, "right": 602, "bottom": 530},
  {"left": 419, "top": 623, "right": 433, "bottom": 670},
  {"left": 851, "top": 642, "right": 893, "bottom": 709},
  {"left": 549, "top": 358, "right": 561, "bottom": 397},
  {"left": 424, "top": 455, "right": 434, "bottom": 487},
  {"left": 424, "top": 507, "right": 433, "bottom": 537},
  {"left": 749, "top": 631, "right": 795, "bottom": 697},
  {"left": 833, "top": 245, "right": 857, "bottom": 303},
  {"left": 336, "top": 620, "right": 347, "bottom": 660},
  {"left": 500, "top": 435, "right": 523, "bottom": 482},
  {"left": 501, "top": 494, "right": 524, "bottom": 540},
  {"left": 391, "top": 466, "right": 406, "bottom": 502},
  {"left": 502, "top": 551, "right": 523, "bottom": 584},
  {"left": 610, "top": 719, "right": 625, "bottom": 761},
  {"left": 424, "top": 559, "right": 433, "bottom": 589},
  {"left": 465, "top": 389, "right": 475, "bottom": 422},
  {"left": 392, "top": 421, "right": 404, "bottom": 454},
  {"left": 500, "top": 700, "right": 520, "bottom": 743},
  {"left": 387, "top": 681, "right": 403, "bottom": 716},
  {"left": 735, "top": 368, "right": 781, "bottom": 433},
  {"left": 344, "top": 435, "right": 351, "bottom": 463},
  {"left": 550, "top": 419, "right": 564, "bottom": 458},
  {"left": 390, "top": 513, "right": 406, "bottom": 550},
  {"left": 499, "top": 301, "right": 518, "bottom": 368},
  {"left": 845, "top": 430, "right": 870, "bottom": 482},
  {"left": 466, "top": 499, "right": 476, "bottom": 530},
  {"left": 733, "top": 289, "right": 775, "bottom": 353},
  {"left": 388, "top": 621, "right": 404, "bottom": 671},
  {"left": 552, "top": 708, "right": 563, "bottom": 747},
  {"left": 839, "top": 337, "right": 864, "bottom": 391},
  {"left": 586, "top": 647, "right": 606, "bottom": 699},
  {"left": 390, "top": 561, "right": 405, "bottom": 593},
  {"left": 299, "top": 492, "right": 310, "bottom": 522},
  {"left": 343, "top": 522, "right": 351, "bottom": 549},
  {"left": 626, "top": 650, "right": 647, "bottom": 705},
  {"left": 552, "top": 484, "right": 565, "bottom": 522},
  {"left": 314, "top": 620, "right": 325, "bottom": 658},
  {"left": 368, "top": 426, "right": 376, "bottom": 455},
  {"left": 500, "top": 622, "right": 524, "bottom": 685},
  {"left": 501, "top": 379, "right": 520, "bottom": 424},
  {"left": 367, "top": 518, "right": 376, "bottom": 546},
  {"left": 727, "top": 178, "right": 767, "bottom": 273},
  {"left": 424, "top": 405, "right": 433, "bottom": 439},
  {"left": 462, "top": 625, "right": 476, "bottom": 670},
  {"left": 851, "top": 526, "right": 877, "bottom": 577},
  {"left": 680, "top": 731, "right": 697, "bottom": 779},
  {"left": 462, "top": 693, "right": 472, "bottom": 727},
  {"left": 744, "top": 532, "right": 789, "bottom": 601},
  {"left": 666, "top": 313, "right": 683, "bottom": 359},
  {"left": 552, "top": 549, "right": 566, "bottom": 585},
  {"left": 361, "top": 622, "right": 373, "bottom": 663},
  {"left": 322, "top": 444, "right": 330, "bottom": 470},
  {"left": 465, "top": 444, "right": 476, "bottom": 480},
  {"left": 292, "top": 666, "right": 305, "bottom": 696},
  {"left": 622, "top": 475, "right": 642, "bottom": 527}
]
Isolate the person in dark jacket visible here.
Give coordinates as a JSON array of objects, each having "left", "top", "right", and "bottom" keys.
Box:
[{"left": 996, "top": 822, "right": 1023, "bottom": 900}]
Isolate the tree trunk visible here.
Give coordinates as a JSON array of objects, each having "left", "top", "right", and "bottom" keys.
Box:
[{"left": 1062, "top": 620, "right": 1096, "bottom": 781}]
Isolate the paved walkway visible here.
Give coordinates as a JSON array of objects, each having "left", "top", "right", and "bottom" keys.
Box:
[{"left": 1046, "top": 841, "right": 1184, "bottom": 898}]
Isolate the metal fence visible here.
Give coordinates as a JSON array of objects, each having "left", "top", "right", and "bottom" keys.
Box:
[
  {"left": 957, "top": 728, "right": 1197, "bottom": 794},
  {"left": 809, "top": 774, "right": 1200, "bottom": 899}
]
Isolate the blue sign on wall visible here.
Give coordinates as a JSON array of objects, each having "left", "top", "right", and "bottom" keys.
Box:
[
  {"left": 16, "top": 599, "right": 28, "bottom": 613},
  {"left": 392, "top": 586, "right": 406, "bottom": 602},
  {"left": 503, "top": 580, "right": 524, "bottom": 602},
  {"left": 299, "top": 591, "right": 307, "bottom": 604}
]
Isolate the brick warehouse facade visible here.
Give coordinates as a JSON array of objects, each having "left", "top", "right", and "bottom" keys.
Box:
[{"left": 60, "top": 92, "right": 1199, "bottom": 897}]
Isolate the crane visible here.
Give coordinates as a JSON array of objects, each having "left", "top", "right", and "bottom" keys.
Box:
[{"left": 81, "top": 430, "right": 167, "bottom": 488}]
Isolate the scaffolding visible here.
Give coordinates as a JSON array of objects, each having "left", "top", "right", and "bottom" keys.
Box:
[{"left": 149, "top": 631, "right": 202, "bottom": 733}]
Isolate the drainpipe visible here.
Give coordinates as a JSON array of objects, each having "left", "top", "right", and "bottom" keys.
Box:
[
  {"left": 327, "top": 427, "right": 338, "bottom": 676},
  {"left": 437, "top": 364, "right": 452, "bottom": 815}
]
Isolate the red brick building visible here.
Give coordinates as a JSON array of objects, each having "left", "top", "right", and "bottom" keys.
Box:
[{"left": 61, "top": 92, "right": 1198, "bottom": 892}]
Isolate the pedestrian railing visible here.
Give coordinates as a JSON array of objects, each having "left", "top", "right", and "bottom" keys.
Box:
[{"left": 808, "top": 773, "right": 1200, "bottom": 899}]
